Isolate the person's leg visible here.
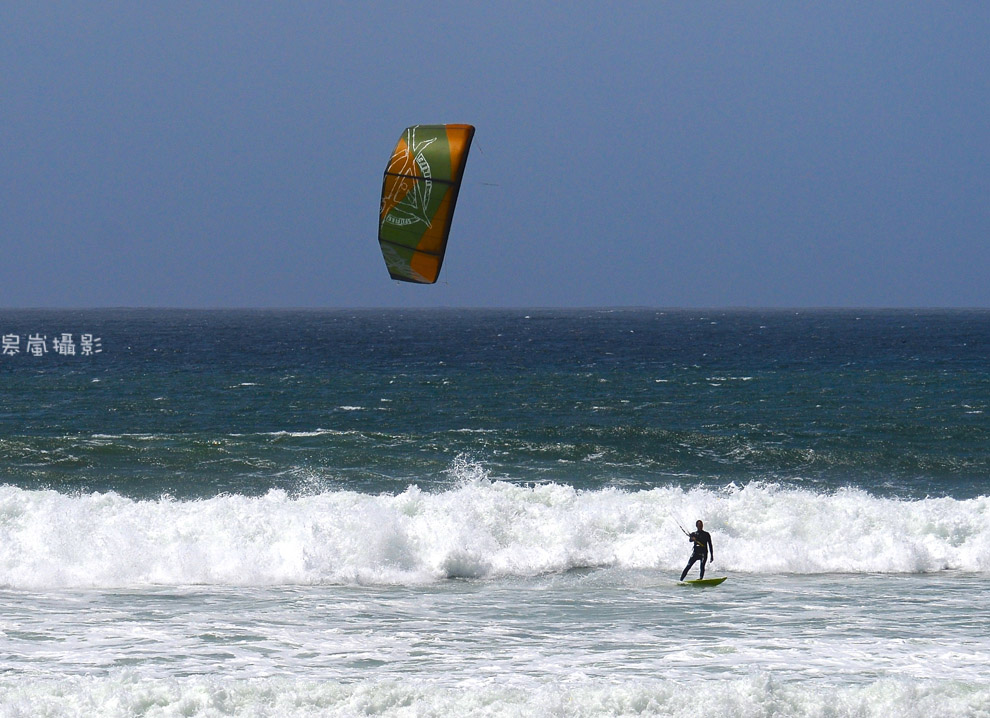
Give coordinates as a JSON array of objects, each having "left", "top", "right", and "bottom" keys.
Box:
[
  {"left": 699, "top": 554, "right": 707, "bottom": 579},
  {"left": 679, "top": 555, "right": 697, "bottom": 581}
]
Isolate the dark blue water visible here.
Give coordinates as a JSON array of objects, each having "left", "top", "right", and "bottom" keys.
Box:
[{"left": 1, "top": 309, "right": 987, "bottom": 499}]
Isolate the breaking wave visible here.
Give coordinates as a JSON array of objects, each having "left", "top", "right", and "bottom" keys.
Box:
[{"left": 1, "top": 478, "right": 988, "bottom": 589}]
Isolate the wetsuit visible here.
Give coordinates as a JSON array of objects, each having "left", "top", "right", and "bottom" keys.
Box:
[{"left": 679, "top": 529, "right": 713, "bottom": 581}]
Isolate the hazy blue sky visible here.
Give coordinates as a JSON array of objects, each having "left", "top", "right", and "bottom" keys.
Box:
[{"left": 3, "top": 3, "right": 988, "bottom": 308}]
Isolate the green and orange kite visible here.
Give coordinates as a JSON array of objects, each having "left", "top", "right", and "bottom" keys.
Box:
[{"left": 378, "top": 124, "right": 475, "bottom": 283}]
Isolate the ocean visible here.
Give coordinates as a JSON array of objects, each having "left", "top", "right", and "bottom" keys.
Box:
[{"left": 1, "top": 308, "right": 988, "bottom": 716}]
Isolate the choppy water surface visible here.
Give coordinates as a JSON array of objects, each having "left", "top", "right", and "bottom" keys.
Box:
[{"left": 1, "top": 309, "right": 988, "bottom": 716}]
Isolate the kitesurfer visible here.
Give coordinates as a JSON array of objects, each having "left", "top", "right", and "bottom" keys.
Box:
[{"left": 679, "top": 520, "right": 714, "bottom": 581}]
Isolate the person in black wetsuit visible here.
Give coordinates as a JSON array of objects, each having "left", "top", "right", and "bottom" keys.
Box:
[{"left": 679, "top": 520, "right": 714, "bottom": 581}]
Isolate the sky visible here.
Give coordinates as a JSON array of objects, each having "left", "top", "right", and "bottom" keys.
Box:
[{"left": 2, "top": 2, "right": 988, "bottom": 309}]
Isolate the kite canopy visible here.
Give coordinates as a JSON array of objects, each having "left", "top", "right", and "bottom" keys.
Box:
[{"left": 378, "top": 124, "right": 475, "bottom": 283}]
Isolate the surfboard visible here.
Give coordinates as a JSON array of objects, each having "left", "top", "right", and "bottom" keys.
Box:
[{"left": 678, "top": 576, "right": 727, "bottom": 587}]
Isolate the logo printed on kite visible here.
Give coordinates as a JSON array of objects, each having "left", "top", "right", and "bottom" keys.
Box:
[
  {"left": 380, "top": 244, "right": 430, "bottom": 284},
  {"left": 382, "top": 128, "right": 436, "bottom": 229}
]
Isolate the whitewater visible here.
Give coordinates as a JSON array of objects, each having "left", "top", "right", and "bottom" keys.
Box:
[
  {"left": 3, "top": 480, "right": 990, "bottom": 716},
  {"left": 3, "top": 479, "right": 989, "bottom": 589}
]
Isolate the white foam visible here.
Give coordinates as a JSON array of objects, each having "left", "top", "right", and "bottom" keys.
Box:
[
  {"left": 1, "top": 675, "right": 988, "bottom": 718},
  {"left": 252, "top": 429, "right": 355, "bottom": 438},
  {"left": 0, "top": 480, "right": 987, "bottom": 589}
]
